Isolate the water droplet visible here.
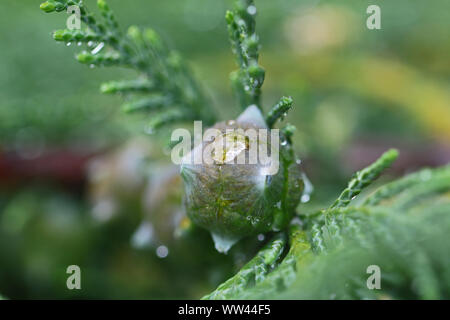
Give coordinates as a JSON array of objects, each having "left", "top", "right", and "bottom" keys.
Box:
[
  {"left": 66, "top": 42, "right": 72, "bottom": 46},
  {"left": 77, "top": 41, "right": 82, "bottom": 46},
  {"left": 211, "top": 233, "right": 239, "bottom": 254},
  {"left": 89, "top": 64, "right": 95, "bottom": 69},
  {"left": 257, "top": 234, "right": 265, "bottom": 241},
  {"left": 281, "top": 140, "right": 287, "bottom": 146},
  {"left": 91, "top": 42, "right": 105, "bottom": 55},
  {"left": 131, "top": 222, "right": 154, "bottom": 249},
  {"left": 87, "top": 41, "right": 94, "bottom": 47},
  {"left": 301, "top": 194, "right": 310, "bottom": 203},
  {"left": 300, "top": 172, "right": 314, "bottom": 203},
  {"left": 156, "top": 245, "right": 169, "bottom": 258},
  {"left": 247, "top": 5, "right": 257, "bottom": 15}
]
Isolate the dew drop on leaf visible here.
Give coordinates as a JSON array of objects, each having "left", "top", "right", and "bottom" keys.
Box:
[
  {"left": 156, "top": 245, "right": 169, "bottom": 258},
  {"left": 91, "top": 42, "right": 105, "bottom": 55},
  {"left": 211, "top": 233, "right": 239, "bottom": 254},
  {"left": 247, "top": 5, "right": 257, "bottom": 15},
  {"left": 301, "top": 194, "right": 310, "bottom": 203},
  {"left": 131, "top": 222, "right": 154, "bottom": 249},
  {"left": 300, "top": 172, "right": 314, "bottom": 203}
]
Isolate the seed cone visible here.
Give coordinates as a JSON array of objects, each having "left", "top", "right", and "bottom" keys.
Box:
[{"left": 181, "top": 106, "right": 304, "bottom": 252}]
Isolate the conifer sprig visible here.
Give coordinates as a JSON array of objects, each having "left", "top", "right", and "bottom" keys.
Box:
[
  {"left": 266, "top": 96, "right": 294, "bottom": 128},
  {"left": 206, "top": 153, "right": 450, "bottom": 299},
  {"left": 40, "top": 0, "right": 216, "bottom": 131},
  {"left": 226, "top": 0, "right": 265, "bottom": 110},
  {"left": 329, "top": 149, "right": 399, "bottom": 209},
  {"left": 202, "top": 233, "right": 287, "bottom": 300},
  {"left": 234, "top": 227, "right": 311, "bottom": 299},
  {"left": 363, "top": 165, "right": 450, "bottom": 206}
]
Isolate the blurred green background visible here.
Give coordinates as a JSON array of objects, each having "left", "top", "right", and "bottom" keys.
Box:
[{"left": 0, "top": 0, "right": 449, "bottom": 299}]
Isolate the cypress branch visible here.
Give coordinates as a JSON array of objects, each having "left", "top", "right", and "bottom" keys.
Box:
[
  {"left": 390, "top": 175, "right": 450, "bottom": 210},
  {"left": 53, "top": 29, "right": 100, "bottom": 43},
  {"left": 329, "top": 149, "right": 399, "bottom": 209},
  {"left": 147, "top": 109, "right": 187, "bottom": 133},
  {"left": 226, "top": 0, "right": 265, "bottom": 110},
  {"left": 363, "top": 165, "right": 450, "bottom": 206},
  {"left": 121, "top": 96, "right": 172, "bottom": 113},
  {"left": 203, "top": 232, "right": 287, "bottom": 300},
  {"left": 41, "top": 0, "right": 216, "bottom": 130},
  {"left": 413, "top": 251, "right": 440, "bottom": 299},
  {"left": 266, "top": 96, "right": 294, "bottom": 128},
  {"left": 97, "top": 0, "right": 119, "bottom": 32},
  {"left": 76, "top": 50, "right": 122, "bottom": 66},
  {"left": 100, "top": 79, "right": 156, "bottom": 94},
  {"left": 230, "top": 189, "right": 450, "bottom": 299},
  {"left": 235, "top": 227, "right": 311, "bottom": 299}
]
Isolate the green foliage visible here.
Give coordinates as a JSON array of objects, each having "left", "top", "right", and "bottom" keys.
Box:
[
  {"left": 225, "top": 0, "right": 295, "bottom": 136},
  {"left": 226, "top": 0, "right": 265, "bottom": 110},
  {"left": 266, "top": 96, "right": 294, "bottom": 129},
  {"left": 40, "top": 0, "right": 292, "bottom": 133},
  {"left": 330, "top": 149, "right": 398, "bottom": 209},
  {"left": 204, "top": 154, "right": 450, "bottom": 299},
  {"left": 204, "top": 226, "right": 312, "bottom": 299},
  {"left": 37, "top": 0, "right": 450, "bottom": 300},
  {"left": 362, "top": 165, "right": 450, "bottom": 206},
  {"left": 202, "top": 233, "right": 287, "bottom": 300},
  {"left": 40, "top": 0, "right": 216, "bottom": 131}
]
